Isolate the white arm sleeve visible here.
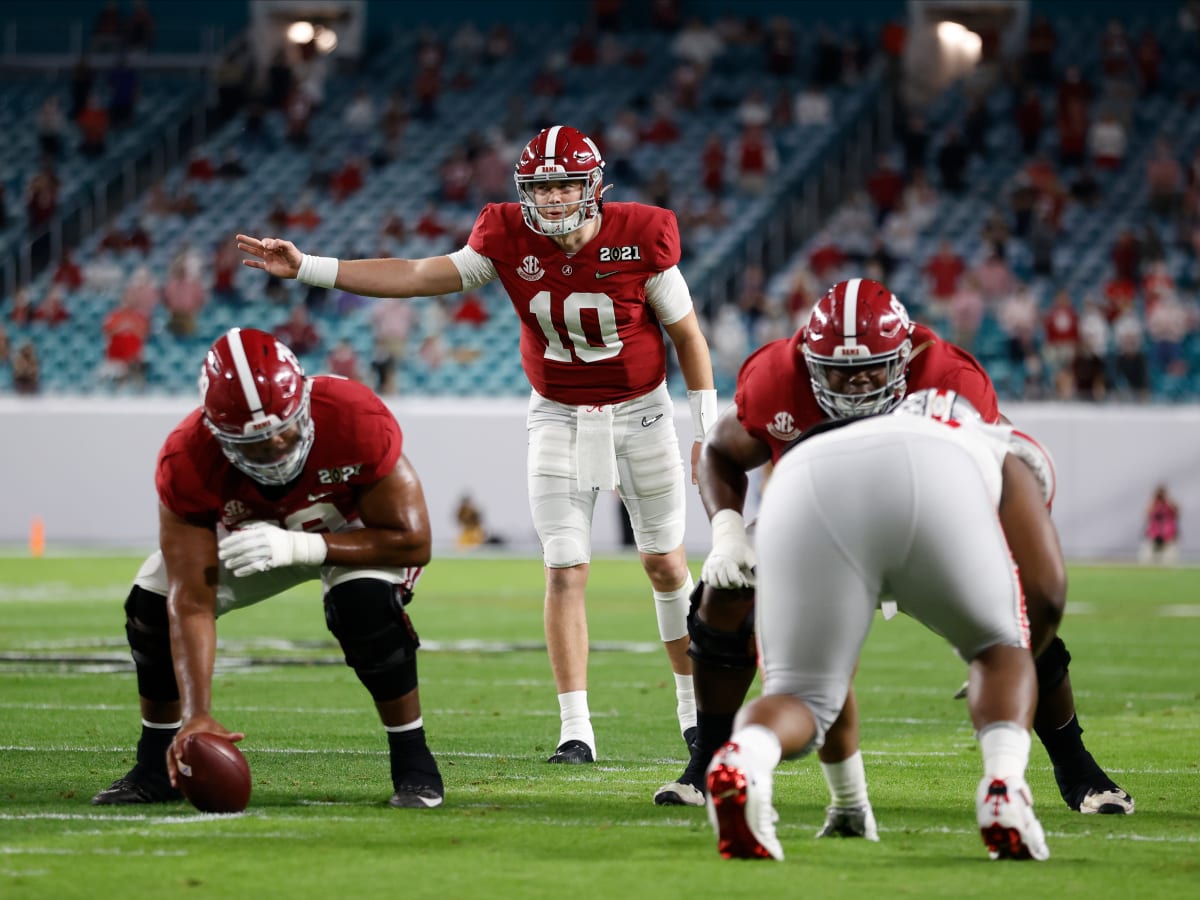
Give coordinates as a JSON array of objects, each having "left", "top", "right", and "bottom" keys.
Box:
[
  {"left": 446, "top": 245, "right": 499, "bottom": 291},
  {"left": 645, "top": 265, "right": 694, "bottom": 325}
]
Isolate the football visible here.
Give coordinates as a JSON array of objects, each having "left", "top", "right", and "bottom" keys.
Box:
[{"left": 176, "top": 732, "right": 252, "bottom": 813}]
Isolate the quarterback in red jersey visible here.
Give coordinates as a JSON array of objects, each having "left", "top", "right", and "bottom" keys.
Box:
[
  {"left": 238, "top": 125, "right": 717, "bottom": 765},
  {"left": 93, "top": 328, "right": 445, "bottom": 809},
  {"left": 658, "top": 278, "right": 1133, "bottom": 828}
]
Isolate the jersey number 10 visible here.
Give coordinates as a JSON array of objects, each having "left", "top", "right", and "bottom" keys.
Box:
[{"left": 529, "top": 291, "right": 624, "bottom": 363}]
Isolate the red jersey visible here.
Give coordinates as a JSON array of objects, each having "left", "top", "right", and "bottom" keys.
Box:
[
  {"left": 467, "top": 201, "right": 681, "bottom": 405},
  {"left": 735, "top": 323, "right": 1000, "bottom": 462},
  {"left": 156, "top": 376, "right": 402, "bottom": 533}
]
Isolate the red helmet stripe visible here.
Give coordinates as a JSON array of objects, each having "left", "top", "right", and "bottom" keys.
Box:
[
  {"left": 225, "top": 327, "right": 266, "bottom": 418},
  {"left": 841, "top": 277, "right": 862, "bottom": 346}
]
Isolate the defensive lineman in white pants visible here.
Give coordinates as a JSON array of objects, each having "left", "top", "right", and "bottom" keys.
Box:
[{"left": 707, "top": 389, "right": 1062, "bottom": 862}]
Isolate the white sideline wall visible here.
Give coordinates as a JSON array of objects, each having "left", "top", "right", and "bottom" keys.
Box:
[{"left": 1, "top": 397, "right": 1197, "bottom": 562}]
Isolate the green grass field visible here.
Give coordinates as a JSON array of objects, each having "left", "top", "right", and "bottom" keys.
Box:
[{"left": 2, "top": 555, "right": 1199, "bottom": 899}]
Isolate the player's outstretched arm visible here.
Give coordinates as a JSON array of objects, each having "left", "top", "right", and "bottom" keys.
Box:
[{"left": 237, "top": 234, "right": 464, "bottom": 299}]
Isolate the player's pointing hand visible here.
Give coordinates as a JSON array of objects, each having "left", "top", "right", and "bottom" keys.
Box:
[{"left": 236, "top": 234, "right": 303, "bottom": 279}]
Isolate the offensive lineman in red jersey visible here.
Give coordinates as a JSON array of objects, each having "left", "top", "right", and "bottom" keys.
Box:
[
  {"left": 657, "top": 278, "right": 1133, "bottom": 827},
  {"left": 92, "top": 328, "right": 445, "bottom": 809},
  {"left": 238, "top": 125, "right": 718, "bottom": 764}
]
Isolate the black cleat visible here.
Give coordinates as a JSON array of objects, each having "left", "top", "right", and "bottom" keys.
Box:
[
  {"left": 1054, "top": 753, "right": 1135, "bottom": 815},
  {"left": 683, "top": 726, "right": 699, "bottom": 753},
  {"left": 91, "top": 769, "right": 182, "bottom": 806},
  {"left": 547, "top": 739, "right": 594, "bottom": 764},
  {"left": 389, "top": 784, "right": 444, "bottom": 808}
]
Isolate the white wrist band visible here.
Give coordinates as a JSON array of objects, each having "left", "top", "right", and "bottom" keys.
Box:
[
  {"left": 687, "top": 389, "right": 718, "bottom": 441},
  {"left": 297, "top": 254, "right": 339, "bottom": 289},
  {"left": 295, "top": 532, "right": 328, "bottom": 566},
  {"left": 710, "top": 508, "right": 747, "bottom": 544}
]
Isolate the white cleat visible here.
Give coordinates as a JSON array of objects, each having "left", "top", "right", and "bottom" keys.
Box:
[
  {"left": 1078, "top": 787, "right": 1135, "bottom": 815},
  {"left": 654, "top": 780, "right": 705, "bottom": 807},
  {"left": 816, "top": 804, "right": 880, "bottom": 841},
  {"left": 705, "top": 742, "right": 783, "bottom": 861},
  {"left": 976, "top": 776, "right": 1050, "bottom": 861}
]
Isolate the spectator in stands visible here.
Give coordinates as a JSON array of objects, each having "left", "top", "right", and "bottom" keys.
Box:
[
  {"left": 642, "top": 95, "right": 682, "bottom": 144},
  {"left": 163, "top": 260, "right": 207, "bottom": 337},
  {"left": 34, "top": 285, "right": 71, "bottom": 327},
  {"left": 764, "top": 16, "right": 797, "bottom": 76},
  {"left": 1025, "top": 14, "right": 1057, "bottom": 85},
  {"left": 326, "top": 339, "right": 364, "bottom": 382},
  {"left": 285, "top": 87, "right": 315, "bottom": 146},
  {"left": 710, "top": 302, "right": 751, "bottom": 378},
  {"left": 973, "top": 250, "right": 1016, "bottom": 304},
  {"left": 0, "top": 320, "right": 9, "bottom": 366},
  {"left": 865, "top": 153, "right": 904, "bottom": 224},
  {"left": 98, "top": 293, "right": 150, "bottom": 389},
  {"left": 731, "top": 124, "right": 778, "bottom": 195},
  {"left": 125, "top": 0, "right": 155, "bottom": 50},
  {"left": 1088, "top": 112, "right": 1127, "bottom": 171},
  {"left": 122, "top": 264, "right": 160, "bottom": 316},
  {"left": 437, "top": 147, "right": 473, "bottom": 206},
  {"left": 412, "top": 58, "right": 441, "bottom": 123},
  {"left": 1140, "top": 485, "right": 1180, "bottom": 564},
  {"left": 924, "top": 240, "right": 966, "bottom": 304},
  {"left": 1070, "top": 336, "right": 1108, "bottom": 401},
  {"left": 342, "top": 88, "right": 378, "bottom": 155},
  {"left": 286, "top": 195, "right": 322, "bottom": 231},
  {"left": 8, "top": 288, "right": 34, "bottom": 326},
  {"left": 1146, "top": 137, "right": 1184, "bottom": 219},
  {"left": 1057, "top": 96, "right": 1089, "bottom": 169},
  {"left": 53, "top": 249, "right": 84, "bottom": 292},
  {"left": 947, "top": 270, "right": 985, "bottom": 351},
  {"left": 91, "top": 0, "right": 123, "bottom": 53},
  {"left": 936, "top": 127, "right": 969, "bottom": 194},
  {"left": 1111, "top": 227, "right": 1142, "bottom": 284},
  {"left": 185, "top": 149, "right": 216, "bottom": 182},
  {"left": 452, "top": 292, "right": 489, "bottom": 326},
  {"left": 216, "top": 146, "right": 248, "bottom": 179},
  {"left": 11, "top": 341, "right": 40, "bottom": 394},
  {"left": 1112, "top": 310, "right": 1149, "bottom": 400},
  {"left": 69, "top": 53, "right": 95, "bottom": 121},
  {"left": 274, "top": 303, "right": 322, "bottom": 356},
  {"left": 36, "top": 95, "right": 67, "bottom": 160},
  {"left": 999, "top": 283, "right": 1043, "bottom": 397},
  {"left": 671, "top": 17, "right": 723, "bottom": 70},
  {"left": 108, "top": 55, "right": 139, "bottom": 129},
  {"left": 794, "top": 84, "right": 831, "bottom": 127},
  {"left": 83, "top": 250, "right": 124, "bottom": 292},
  {"left": 736, "top": 87, "right": 772, "bottom": 129},
  {"left": 1042, "top": 289, "right": 1079, "bottom": 388},
  {"left": 414, "top": 202, "right": 450, "bottom": 241},
  {"left": 78, "top": 92, "right": 110, "bottom": 157},
  {"left": 331, "top": 155, "right": 367, "bottom": 204},
  {"left": 880, "top": 198, "right": 919, "bottom": 261},
  {"left": 1146, "top": 289, "right": 1191, "bottom": 379},
  {"left": 212, "top": 241, "right": 242, "bottom": 306},
  {"left": 1014, "top": 86, "right": 1045, "bottom": 156},
  {"left": 25, "top": 162, "right": 59, "bottom": 231}
]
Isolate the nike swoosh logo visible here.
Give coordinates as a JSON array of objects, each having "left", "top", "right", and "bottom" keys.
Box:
[
  {"left": 641, "top": 414, "right": 664, "bottom": 427},
  {"left": 595, "top": 270, "right": 621, "bottom": 279},
  {"left": 307, "top": 492, "right": 333, "bottom": 502}
]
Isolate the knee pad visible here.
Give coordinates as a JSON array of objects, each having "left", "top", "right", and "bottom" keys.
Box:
[
  {"left": 542, "top": 535, "right": 588, "bottom": 568},
  {"left": 124, "top": 585, "right": 179, "bottom": 702},
  {"left": 324, "top": 579, "right": 420, "bottom": 703},
  {"left": 1034, "top": 635, "right": 1072, "bottom": 693},
  {"left": 685, "top": 580, "right": 758, "bottom": 670}
]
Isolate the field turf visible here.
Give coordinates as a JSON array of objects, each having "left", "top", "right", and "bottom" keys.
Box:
[{"left": 1, "top": 555, "right": 1198, "bottom": 898}]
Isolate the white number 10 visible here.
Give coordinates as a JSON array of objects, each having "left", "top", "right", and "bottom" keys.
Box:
[{"left": 529, "top": 291, "right": 624, "bottom": 363}]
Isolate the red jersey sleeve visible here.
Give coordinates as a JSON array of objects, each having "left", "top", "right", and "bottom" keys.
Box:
[
  {"left": 155, "top": 411, "right": 225, "bottom": 526},
  {"left": 467, "top": 203, "right": 507, "bottom": 259},
  {"left": 309, "top": 377, "right": 402, "bottom": 482},
  {"left": 641, "top": 205, "right": 682, "bottom": 271}
]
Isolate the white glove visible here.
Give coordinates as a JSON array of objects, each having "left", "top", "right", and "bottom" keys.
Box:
[
  {"left": 700, "top": 509, "right": 756, "bottom": 589},
  {"left": 218, "top": 522, "right": 327, "bottom": 577}
]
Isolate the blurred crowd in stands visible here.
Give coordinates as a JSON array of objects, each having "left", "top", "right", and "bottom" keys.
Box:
[{"left": 2, "top": 0, "right": 1199, "bottom": 404}]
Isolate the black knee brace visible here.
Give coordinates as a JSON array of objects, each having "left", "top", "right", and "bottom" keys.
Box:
[
  {"left": 324, "top": 579, "right": 420, "bottom": 703},
  {"left": 1035, "top": 635, "right": 1072, "bottom": 693},
  {"left": 124, "top": 585, "right": 179, "bottom": 702},
  {"left": 685, "top": 579, "right": 758, "bottom": 670}
]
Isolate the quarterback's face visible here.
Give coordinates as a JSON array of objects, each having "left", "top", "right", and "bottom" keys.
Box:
[
  {"left": 824, "top": 363, "right": 889, "bottom": 396},
  {"left": 530, "top": 179, "right": 585, "bottom": 221},
  {"left": 239, "top": 422, "right": 304, "bottom": 466}
]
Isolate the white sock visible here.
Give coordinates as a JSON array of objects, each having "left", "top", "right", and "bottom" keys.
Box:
[
  {"left": 820, "top": 750, "right": 870, "bottom": 808},
  {"left": 674, "top": 672, "right": 696, "bottom": 735},
  {"left": 728, "top": 724, "right": 783, "bottom": 772},
  {"left": 977, "top": 721, "right": 1032, "bottom": 781},
  {"left": 558, "top": 690, "right": 595, "bottom": 752}
]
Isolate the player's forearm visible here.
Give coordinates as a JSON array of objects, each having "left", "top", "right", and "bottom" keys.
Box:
[
  {"left": 697, "top": 445, "right": 750, "bottom": 519},
  {"left": 323, "top": 527, "right": 432, "bottom": 568},
  {"left": 671, "top": 331, "right": 715, "bottom": 392},
  {"left": 167, "top": 600, "right": 218, "bottom": 721},
  {"left": 329, "top": 257, "right": 463, "bottom": 299}
]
